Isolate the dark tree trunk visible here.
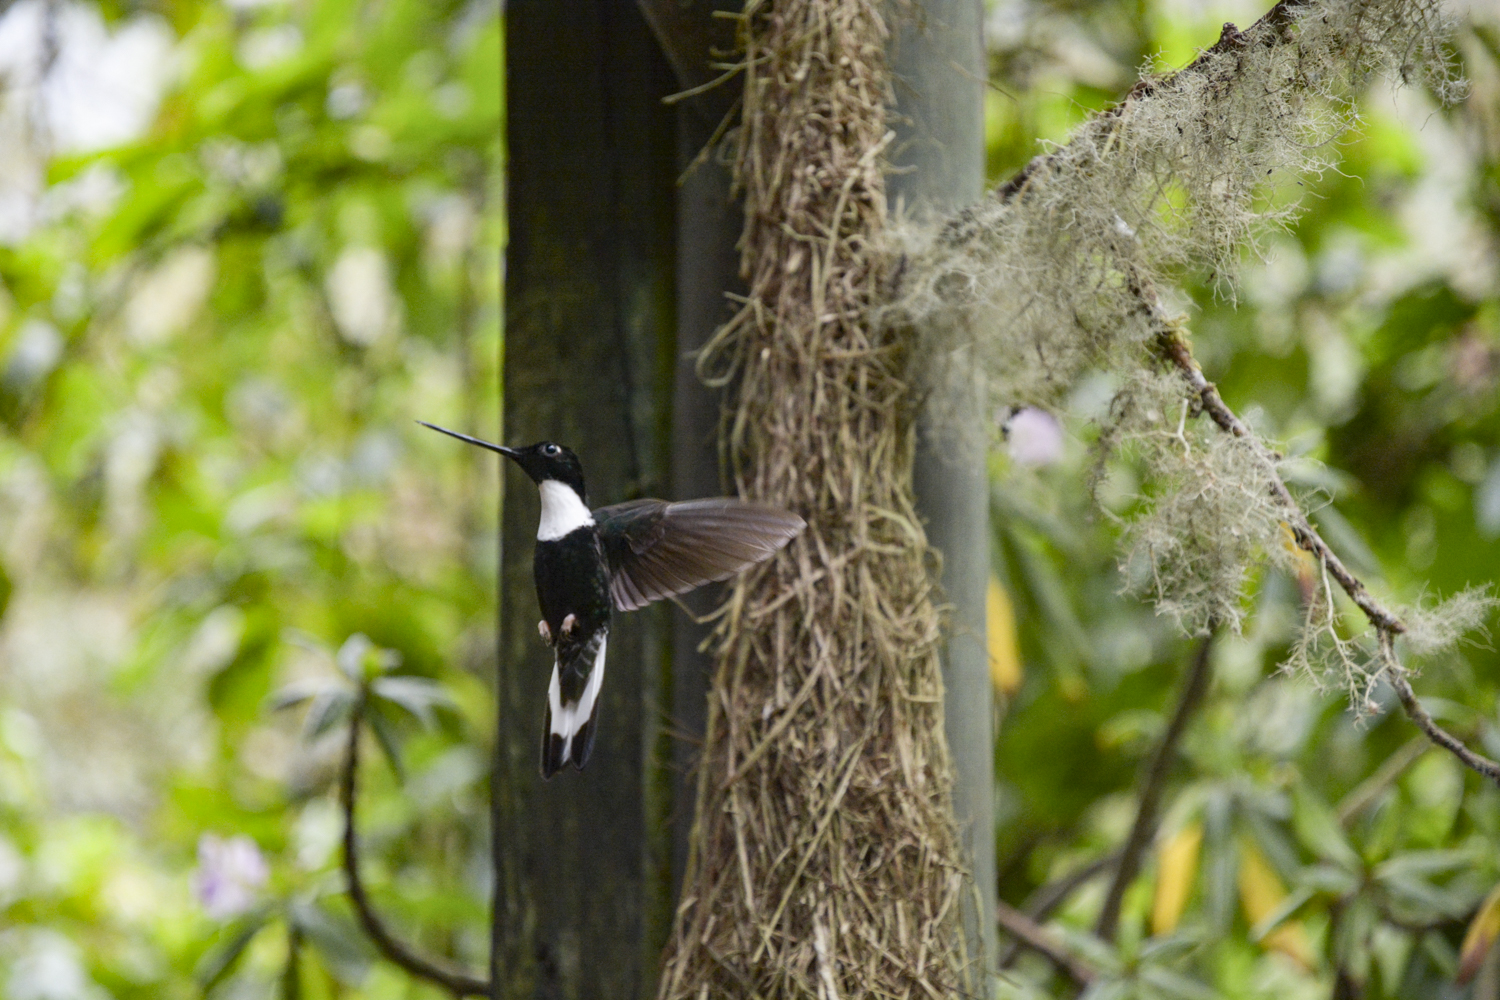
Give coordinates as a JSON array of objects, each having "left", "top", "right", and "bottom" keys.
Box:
[
  {"left": 496, "top": 5, "right": 676, "bottom": 997},
  {"left": 888, "top": 0, "right": 997, "bottom": 981}
]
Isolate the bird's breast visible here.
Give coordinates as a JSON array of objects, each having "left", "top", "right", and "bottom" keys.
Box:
[{"left": 533, "top": 527, "right": 611, "bottom": 636}]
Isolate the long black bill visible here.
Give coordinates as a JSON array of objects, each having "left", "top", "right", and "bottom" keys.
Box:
[{"left": 416, "top": 420, "right": 520, "bottom": 458}]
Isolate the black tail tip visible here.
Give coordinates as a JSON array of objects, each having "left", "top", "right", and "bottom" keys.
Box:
[
  {"left": 541, "top": 733, "right": 567, "bottom": 780},
  {"left": 539, "top": 724, "right": 600, "bottom": 778},
  {"left": 572, "top": 714, "right": 599, "bottom": 771}
]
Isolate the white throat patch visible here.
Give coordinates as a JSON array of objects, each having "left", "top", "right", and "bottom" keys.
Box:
[{"left": 536, "top": 480, "right": 593, "bottom": 541}]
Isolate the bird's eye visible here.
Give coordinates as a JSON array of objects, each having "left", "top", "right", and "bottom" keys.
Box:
[{"left": 543, "top": 444, "right": 560, "bottom": 456}]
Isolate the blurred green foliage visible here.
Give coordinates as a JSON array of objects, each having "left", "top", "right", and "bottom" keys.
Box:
[
  {"left": 1, "top": 0, "right": 1498, "bottom": 998},
  {"left": 987, "top": 2, "right": 1500, "bottom": 998},
  {"left": 0, "top": 0, "right": 499, "bottom": 994}
]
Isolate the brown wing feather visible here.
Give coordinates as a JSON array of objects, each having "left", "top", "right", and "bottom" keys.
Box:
[{"left": 596, "top": 498, "right": 804, "bottom": 612}]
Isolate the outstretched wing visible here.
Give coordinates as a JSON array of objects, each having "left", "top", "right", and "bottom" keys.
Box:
[{"left": 594, "top": 498, "right": 805, "bottom": 612}]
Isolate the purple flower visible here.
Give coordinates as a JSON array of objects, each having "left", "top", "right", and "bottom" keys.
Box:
[
  {"left": 1006, "top": 407, "right": 1065, "bottom": 467},
  {"left": 193, "top": 833, "right": 269, "bottom": 919}
]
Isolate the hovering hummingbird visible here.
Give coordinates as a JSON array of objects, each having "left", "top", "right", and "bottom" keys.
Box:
[{"left": 418, "top": 422, "right": 805, "bottom": 778}]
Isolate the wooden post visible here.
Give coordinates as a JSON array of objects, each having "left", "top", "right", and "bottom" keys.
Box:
[
  {"left": 888, "top": 0, "right": 997, "bottom": 987},
  {"left": 496, "top": 5, "right": 676, "bottom": 996},
  {"left": 635, "top": 0, "right": 744, "bottom": 911}
]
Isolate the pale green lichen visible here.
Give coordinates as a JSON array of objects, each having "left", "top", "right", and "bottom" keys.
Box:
[
  {"left": 882, "top": 0, "right": 1472, "bottom": 694},
  {"left": 1106, "top": 370, "right": 1302, "bottom": 637},
  {"left": 1401, "top": 587, "right": 1498, "bottom": 657},
  {"left": 1287, "top": 586, "right": 1498, "bottom": 712}
]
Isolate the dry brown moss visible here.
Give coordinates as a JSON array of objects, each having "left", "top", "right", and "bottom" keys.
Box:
[{"left": 656, "top": 1, "right": 971, "bottom": 997}]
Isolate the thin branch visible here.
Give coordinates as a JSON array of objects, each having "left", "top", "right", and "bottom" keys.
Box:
[
  {"left": 999, "top": 852, "right": 1118, "bottom": 969},
  {"left": 1095, "top": 631, "right": 1216, "bottom": 942},
  {"left": 1384, "top": 636, "right": 1500, "bottom": 784},
  {"left": 1137, "top": 282, "right": 1500, "bottom": 788},
  {"left": 1336, "top": 736, "right": 1429, "bottom": 826},
  {"left": 995, "top": 899, "right": 1096, "bottom": 987},
  {"left": 1149, "top": 307, "right": 1400, "bottom": 635},
  {"left": 341, "top": 696, "right": 492, "bottom": 998}
]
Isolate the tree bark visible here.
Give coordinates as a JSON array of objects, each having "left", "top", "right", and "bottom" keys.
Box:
[
  {"left": 887, "top": 0, "right": 995, "bottom": 983},
  {"left": 497, "top": 5, "right": 676, "bottom": 997}
]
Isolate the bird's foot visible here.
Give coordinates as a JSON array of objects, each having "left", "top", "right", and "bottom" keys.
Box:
[
  {"left": 537, "top": 619, "right": 551, "bottom": 642},
  {"left": 561, "top": 613, "right": 577, "bottom": 636}
]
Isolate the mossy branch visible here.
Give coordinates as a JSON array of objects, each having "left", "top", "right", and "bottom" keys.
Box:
[
  {"left": 994, "top": 2, "right": 1317, "bottom": 205},
  {"left": 891, "top": 0, "right": 1496, "bottom": 784},
  {"left": 1142, "top": 284, "right": 1500, "bottom": 787}
]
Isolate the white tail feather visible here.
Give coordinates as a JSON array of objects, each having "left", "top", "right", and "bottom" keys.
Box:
[{"left": 546, "top": 635, "right": 609, "bottom": 767}]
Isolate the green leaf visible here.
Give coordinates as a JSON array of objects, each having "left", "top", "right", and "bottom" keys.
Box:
[
  {"left": 1377, "top": 868, "right": 1475, "bottom": 921},
  {"left": 1308, "top": 505, "right": 1383, "bottom": 580},
  {"left": 1374, "top": 849, "right": 1475, "bottom": 881},
  {"left": 195, "top": 908, "right": 272, "bottom": 990},
  {"left": 289, "top": 899, "right": 373, "bottom": 985},
  {"left": 367, "top": 705, "right": 406, "bottom": 782},
  {"left": 1139, "top": 929, "right": 1206, "bottom": 964},
  {"left": 370, "top": 674, "right": 453, "bottom": 728},
  {"left": 1370, "top": 921, "right": 1413, "bottom": 993},
  {"left": 1138, "top": 964, "right": 1219, "bottom": 1000},
  {"left": 1051, "top": 923, "right": 1124, "bottom": 977},
  {"left": 302, "top": 689, "right": 355, "bottom": 740},
  {"left": 1333, "top": 895, "right": 1377, "bottom": 982},
  {"left": 269, "top": 678, "right": 336, "bottom": 712},
  {"left": 1201, "top": 793, "right": 1238, "bottom": 933},
  {"left": 335, "top": 633, "right": 374, "bottom": 681},
  {"left": 1292, "top": 783, "right": 1361, "bottom": 872},
  {"left": 1006, "top": 524, "right": 1090, "bottom": 668},
  {"left": 1079, "top": 982, "right": 1130, "bottom": 1000},
  {"left": 1296, "top": 862, "right": 1359, "bottom": 896},
  {"left": 1249, "top": 886, "right": 1315, "bottom": 943}
]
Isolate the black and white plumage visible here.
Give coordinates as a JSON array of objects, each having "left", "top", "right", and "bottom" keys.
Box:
[{"left": 418, "top": 421, "right": 805, "bottom": 778}]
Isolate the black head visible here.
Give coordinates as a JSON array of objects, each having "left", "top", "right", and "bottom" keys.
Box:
[{"left": 417, "top": 422, "right": 587, "bottom": 495}]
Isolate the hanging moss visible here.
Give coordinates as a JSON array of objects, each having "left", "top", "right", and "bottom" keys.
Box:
[{"left": 885, "top": 0, "right": 1487, "bottom": 701}]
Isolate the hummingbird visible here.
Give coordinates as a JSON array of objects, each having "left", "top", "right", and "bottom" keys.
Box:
[{"left": 418, "top": 421, "right": 805, "bottom": 778}]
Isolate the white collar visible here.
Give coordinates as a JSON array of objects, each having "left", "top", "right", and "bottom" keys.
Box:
[{"left": 536, "top": 480, "right": 593, "bottom": 540}]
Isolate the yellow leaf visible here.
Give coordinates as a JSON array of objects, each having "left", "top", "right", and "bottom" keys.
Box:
[
  {"left": 988, "top": 576, "right": 1022, "bottom": 695},
  {"left": 1279, "top": 521, "right": 1318, "bottom": 604},
  {"left": 1238, "top": 837, "right": 1314, "bottom": 969},
  {"left": 1458, "top": 881, "right": 1500, "bottom": 985},
  {"left": 1152, "top": 821, "right": 1203, "bottom": 935}
]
